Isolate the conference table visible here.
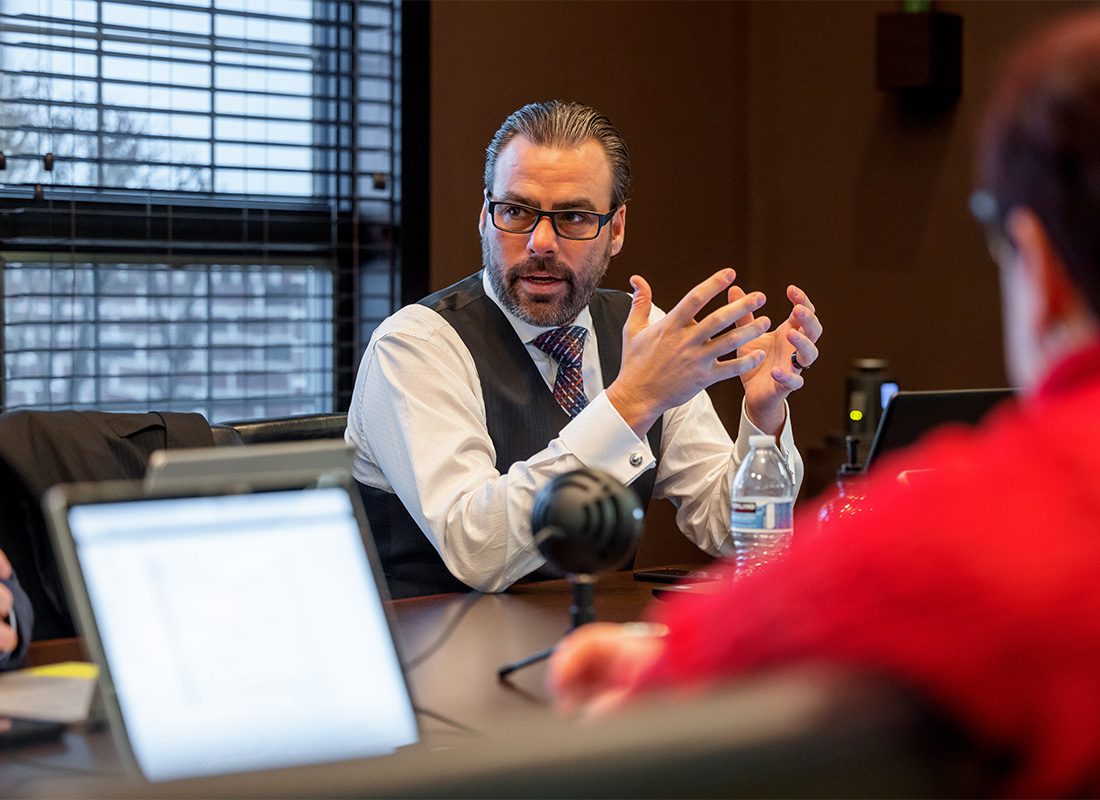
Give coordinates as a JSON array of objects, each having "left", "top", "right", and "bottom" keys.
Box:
[
  {"left": 3, "top": 567, "right": 996, "bottom": 798},
  {"left": 1, "top": 569, "right": 669, "bottom": 797}
]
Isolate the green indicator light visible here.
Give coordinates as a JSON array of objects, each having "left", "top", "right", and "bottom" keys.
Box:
[{"left": 849, "top": 409, "right": 864, "bottom": 422}]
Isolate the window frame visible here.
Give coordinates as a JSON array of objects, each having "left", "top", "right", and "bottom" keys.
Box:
[{"left": 0, "top": 0, "right": 418, "bottom": 419}]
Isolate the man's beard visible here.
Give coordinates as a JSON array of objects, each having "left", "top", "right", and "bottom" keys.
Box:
[{"left": 483, "top": 236, "right": 612, "bottom": 327}]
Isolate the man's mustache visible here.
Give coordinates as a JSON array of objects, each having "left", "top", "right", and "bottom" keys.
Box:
[{"left": 507, "top": 260, "right": 574, "bottom": 284}]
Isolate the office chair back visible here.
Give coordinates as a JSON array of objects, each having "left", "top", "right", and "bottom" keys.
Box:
[
  {"left": 214, "top": 412, "right": 347, "bottom": 445},
  {"left": 0, "top": 410, "right": 214, "bottom": 638}
]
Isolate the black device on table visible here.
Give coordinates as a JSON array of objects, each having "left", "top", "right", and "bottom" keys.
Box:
[
  {"left": 634, "top": 567, "right": 694, "bottom": 584},
  {"left": 633, "top": 566, "right": 719, "bottom": 584},
  {"left": 635, "top": 566, "right": 723, "bottom": 603},
  {"left": 0, "top": 717, "right": 66, "bottom": 748}
]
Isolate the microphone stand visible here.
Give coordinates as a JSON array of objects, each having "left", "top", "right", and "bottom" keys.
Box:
[{"left": 497, "top": 574, "right": 595, "bottom": 681}]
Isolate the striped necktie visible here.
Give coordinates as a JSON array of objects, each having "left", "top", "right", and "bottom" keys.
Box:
[{"left": 532, "top": 325, "right": 589, "bottom": 417}]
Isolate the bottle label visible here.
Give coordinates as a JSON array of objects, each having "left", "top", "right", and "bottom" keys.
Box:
[{"left": 731, "top": 499, "right": 793, "bottom": 530}]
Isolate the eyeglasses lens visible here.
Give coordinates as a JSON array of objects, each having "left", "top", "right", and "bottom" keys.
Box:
[{"left": 491, "top": 204, "right": 600, "bottom": 240}]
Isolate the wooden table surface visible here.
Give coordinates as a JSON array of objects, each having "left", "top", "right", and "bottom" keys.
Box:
[
  {"left": 394, "top": 569, "right": 659, "bottom": 728},
  {"left": 4, "top": 568, "right": 666, "bottom": 796},
  {"left": 6, "top": 568, "right": 988, "bottom": 800}
]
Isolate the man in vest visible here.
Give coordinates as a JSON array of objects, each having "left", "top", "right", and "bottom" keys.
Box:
[{"left": 347, "top": 101, "right": 822, "bottom": 599}]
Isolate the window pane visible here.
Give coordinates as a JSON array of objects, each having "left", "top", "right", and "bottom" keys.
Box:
[
  {"left": 0, "top": 0, "right": 403, "bottom": 419},
  {"left": 3, "top": 259, "right": 335, "bottom": 417},
  {"left": 0, "top": 0, "right": 378, "bottom": 201}
]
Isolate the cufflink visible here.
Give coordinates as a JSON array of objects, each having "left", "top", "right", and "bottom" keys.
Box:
[{"left": 629, "top": 452, "right": 644, "bottom": 467}]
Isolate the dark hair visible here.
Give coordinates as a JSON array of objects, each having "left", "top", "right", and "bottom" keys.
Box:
[
  {"left": 977, "top": 12, "right": 1100, "bottom": 316},
  {"left": 484, "top": 101, "right": 630, "bottom": 209}
]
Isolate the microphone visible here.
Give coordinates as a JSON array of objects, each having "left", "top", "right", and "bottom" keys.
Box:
[
  {"left": 531, "top": 469, "right": 644, "bottom": 576},
  {"left": 497, "top": 469, "right": 645, "bottom": 680}
]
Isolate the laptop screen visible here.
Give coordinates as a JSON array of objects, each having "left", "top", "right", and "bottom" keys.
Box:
[
  {"left": 58, "top": 485, "right": 418, "bottom": 783},
  {"left": 864, "top": 388, "right": 1015, "bottom": 471}
]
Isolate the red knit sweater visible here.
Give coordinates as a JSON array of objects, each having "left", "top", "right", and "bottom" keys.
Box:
[{"left": 641, "top": 342, "right": 1100, "bottom": 797}]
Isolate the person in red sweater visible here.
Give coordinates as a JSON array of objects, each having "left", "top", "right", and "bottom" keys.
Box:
[{"left": 549, "top": 11, "right": 1100, "bottom": 798}]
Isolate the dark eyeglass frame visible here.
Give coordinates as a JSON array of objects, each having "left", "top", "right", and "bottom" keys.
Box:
[
  {"left": 968, "top": 189, "right": 1002, "bottom": 229},
  {"left": 485, "top": 195, "right": 617, "bottom": 241},
  {"left": 969, "top": 189, "right": 1016, "bottom": 264}
]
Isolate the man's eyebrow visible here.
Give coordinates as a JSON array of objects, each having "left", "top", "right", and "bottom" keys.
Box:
[
  {"left": 495, "top": 193, "right": 601, "bottom": 212},
  {"left": 550, "top": 198, "right": 599, "bottom": 212},
  {"left": 495, "top": 191, "right": 540, "bottom": 207}
]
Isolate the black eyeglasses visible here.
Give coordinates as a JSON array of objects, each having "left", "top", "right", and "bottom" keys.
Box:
[
  {"left": 968, "top": 190, "right": 1001, "bottom": 228},
  {"left": 486, "top": 196, "right": 616, "bottom": 241},
  {"left": 969, "top": 189, "right": 1015, "bottom": 264}
]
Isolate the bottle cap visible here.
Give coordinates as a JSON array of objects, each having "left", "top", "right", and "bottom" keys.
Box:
[{"left": 749, "top": 434, "right": 775, "bottom": 449}]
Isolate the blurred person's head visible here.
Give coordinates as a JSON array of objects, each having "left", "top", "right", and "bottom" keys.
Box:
[{"left": 974, "top": 12, "right": 1100, "bottom": 388}]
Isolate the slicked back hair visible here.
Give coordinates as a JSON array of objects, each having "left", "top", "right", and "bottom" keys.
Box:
[{"left": 484, "top": 100, "right": 630, "bottom": 210}]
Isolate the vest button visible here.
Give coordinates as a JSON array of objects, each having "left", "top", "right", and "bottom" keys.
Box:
[{"left": 629, "top": 452, "right": 643, "bottom": 467}]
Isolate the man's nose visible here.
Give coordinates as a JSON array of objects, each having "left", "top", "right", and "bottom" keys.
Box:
[{"left": 527, "top": 215, "right": 559, "bottom": 257}]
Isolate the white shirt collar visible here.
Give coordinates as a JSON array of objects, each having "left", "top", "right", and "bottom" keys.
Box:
[{"left": 480, "top": 268, "right": 594, "bottom": 344}]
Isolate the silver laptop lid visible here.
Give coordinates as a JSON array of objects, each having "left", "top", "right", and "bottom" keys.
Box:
[
  {"left": 144, "top": 440, "right": 354, "bottom": 492},
  {"left": 44, "top": 479, "right": 418, "bottom": 783}
]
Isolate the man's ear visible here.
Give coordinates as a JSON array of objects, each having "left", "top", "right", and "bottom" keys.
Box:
[
  {"left": 478, "top": 199, "right": 488, "bottom": 236},
  {"left": 1005, "top": 208, "right": 1078, "bottom": 329},
  {"left": 609, "top": 204, "right": 627, "bottom": 257}
]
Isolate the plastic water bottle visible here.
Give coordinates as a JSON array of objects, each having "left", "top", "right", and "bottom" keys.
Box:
[
  {"left": 729, "top": 434, "right": 794, "bottom": 576},
  {"left": 817, "top": 435, "right": 872, "bottom": 532}
]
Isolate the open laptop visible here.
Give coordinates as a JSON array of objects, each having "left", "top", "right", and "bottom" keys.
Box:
[
  {"left": 43, "top": 478, "right": 419, "bottom": 784},
  {"left": 864, "top": 388, "right": 1016, "bottom": 471},
  {"left": 144, "top": 440, "right": 354, "bottom": 492}
]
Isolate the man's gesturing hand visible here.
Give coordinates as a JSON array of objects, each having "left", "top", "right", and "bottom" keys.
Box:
[
  {"left": 606, "top": 269, "right": 772, "bottom": 437},
  {"left": 734, "top": 284, "right": 822, "bottom": 435}
]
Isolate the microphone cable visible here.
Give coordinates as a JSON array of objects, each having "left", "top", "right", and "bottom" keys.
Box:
[
  {"left": 402, "top": 589, "right": 484, "bottom": 671},
  {"left": 411, "top": 705, "right": 483, "bottom": 737}
]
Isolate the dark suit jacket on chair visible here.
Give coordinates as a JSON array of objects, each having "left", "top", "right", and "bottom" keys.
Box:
[{"left": 0, "top": 410, "right": 214, "bottom": 639}]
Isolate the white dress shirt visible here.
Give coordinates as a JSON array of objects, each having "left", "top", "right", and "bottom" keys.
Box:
[{"left": 346, "top": 271, "right": 802, "bottom": 593}]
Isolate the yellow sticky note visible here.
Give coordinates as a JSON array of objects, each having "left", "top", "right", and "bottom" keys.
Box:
[{"left": 28, "top": 661, "right": 99, "bottom": 679}]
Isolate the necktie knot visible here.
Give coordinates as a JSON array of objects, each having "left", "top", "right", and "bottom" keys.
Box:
[
  {"left": 531, "top": 326, "right": 588, "bottom": 417},
  {"left": 532, "top": 326, "right": 587, "bottom": 368}
]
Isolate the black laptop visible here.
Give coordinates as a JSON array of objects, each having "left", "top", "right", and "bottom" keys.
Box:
[{"left": 864, "top": 388, "right": 1016, "bottom": 471}]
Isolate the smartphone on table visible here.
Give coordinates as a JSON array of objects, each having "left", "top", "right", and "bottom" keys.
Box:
[{"left": 633, "top": 566, "right": 718, "bottom": 584}]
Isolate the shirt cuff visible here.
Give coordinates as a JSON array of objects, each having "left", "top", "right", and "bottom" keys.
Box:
[
  {"left": 557, "top": 391, "right": 656, "bottom": 485},
  {"left": 735, "top": 397, "right": 797, "bottom": 470}
]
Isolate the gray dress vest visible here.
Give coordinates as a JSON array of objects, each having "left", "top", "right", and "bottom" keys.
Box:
[{"left": 358, "top": 272, "right": 663, "bottom": 598}]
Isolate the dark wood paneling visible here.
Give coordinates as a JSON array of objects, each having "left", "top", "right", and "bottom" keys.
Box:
[{"left": 426, "top": 0, "right": 1084, "bottom": 560}]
